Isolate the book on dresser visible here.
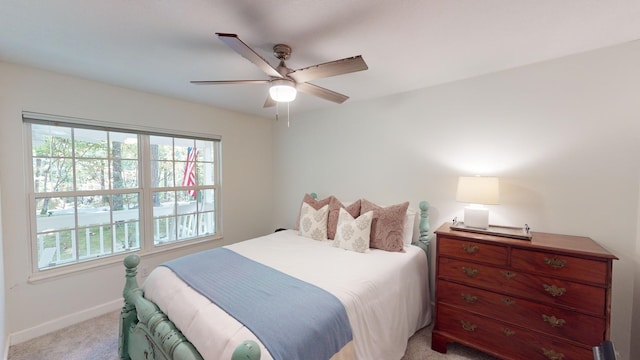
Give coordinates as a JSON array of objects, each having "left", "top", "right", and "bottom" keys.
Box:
[{"left": 431, "top": 223, "right": 617, "bottom": 360}]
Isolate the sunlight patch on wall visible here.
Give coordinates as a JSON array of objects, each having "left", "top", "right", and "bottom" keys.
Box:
[{"left": 419, "top": 128, "right": 576, "bottom": 176}]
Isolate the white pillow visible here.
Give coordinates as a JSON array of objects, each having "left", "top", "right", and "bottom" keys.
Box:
[
  {"left": 333, "top": 208, "right": 373, "bottom": 253},
  {"left": 403, "top": 208, "right": 417, "bottom": 248},
  {"left": 298, "top": 202, "right": 329, "bottom": 240}
]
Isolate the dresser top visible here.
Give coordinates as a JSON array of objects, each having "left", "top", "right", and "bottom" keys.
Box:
[{"left": 435, "top": 223, "right": 618, "bottom": 260}]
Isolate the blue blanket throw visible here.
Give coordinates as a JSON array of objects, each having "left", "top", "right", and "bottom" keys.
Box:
[{"left": 162, "top": 248, "right": 353, "bottom": 360}]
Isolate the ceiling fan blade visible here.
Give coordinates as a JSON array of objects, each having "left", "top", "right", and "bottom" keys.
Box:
[
  {"left": 297, "top": 82, "right": 349, "bottom": 104},
  {"left": 287, "top": 55, "right": 368, "bottom": 83},
  {"left": 190, "top": 80, "right": 270, "bottom": 85},
  {"left": 263, "top": 95, "right": 276, "bottom": 108},
  {"left": 216, "top": 33, "right": 283, "bottom": 79}
]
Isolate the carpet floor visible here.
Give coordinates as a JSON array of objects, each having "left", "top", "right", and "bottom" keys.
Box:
[{"left": 8, "top": 311, "right": 497, "bottom": 360}]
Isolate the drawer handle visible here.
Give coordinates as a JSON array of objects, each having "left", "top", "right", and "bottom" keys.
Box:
[
  {"left": 542, "top": 314, "right": 566, "bottom": 328},
  {"left": 543, "top": 284, "right": 566, "bottom": 297},
  {"left": 542, "top": 348, "right": 565, "bottom": 360},
  {"left": 461, "top": 292, "right": 478, "bottom": 304},
  {"left": 544, "top": 257, "right": 567, "bottom": 269},
  {"left": 462, "top": 243, "right": 479, "bottom": 254},
  {"left": 500, "top": 270, "right": 516, "bottom": 280},
  {"left": 501, "top": 327, "right": 515, "bottom": 336},
  {"left": 462, "top": 267, "right": 479, "bottom": 278},
  {"left": 501, "top": 298, "right": 516, "bottom": 306},
  {"left": 460, "top": 320, "right": 477, "bottom": 332}
]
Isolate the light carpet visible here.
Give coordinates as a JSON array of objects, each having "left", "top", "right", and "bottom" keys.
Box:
[{"left": 8, "top": 311, "right": 497, "bottom": 360}]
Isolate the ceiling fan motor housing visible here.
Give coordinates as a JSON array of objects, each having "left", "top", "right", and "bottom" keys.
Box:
[{"left": 273, "top": 44, "right": 291, "bottom": 60}]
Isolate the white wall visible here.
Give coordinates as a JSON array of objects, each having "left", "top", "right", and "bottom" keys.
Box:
[
  {"left": 273, "top": 41, "right": 640, "bottom": 359},
  {"left": 0, "top": 61, "right": 274, "bottom": 343}
]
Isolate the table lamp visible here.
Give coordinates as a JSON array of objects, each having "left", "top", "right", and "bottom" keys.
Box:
[{"left": 456, "top": 176, "right": 499, "bottom": 229}]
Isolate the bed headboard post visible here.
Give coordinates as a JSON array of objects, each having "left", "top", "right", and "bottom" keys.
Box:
[
  {"left": 418, "top": 201, "right": 431, "bottom": 258},
  {"left": 418, "top": 201, "right": 430, "bottom": 241}
]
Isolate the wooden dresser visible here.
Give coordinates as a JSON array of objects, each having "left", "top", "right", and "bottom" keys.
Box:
[{"left": 432, "top": 223, "right": 617, "bottom": 360}]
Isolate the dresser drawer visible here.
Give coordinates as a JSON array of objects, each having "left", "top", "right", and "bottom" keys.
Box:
[
  {"left": 512, "top": 248, "right": 608, "bottom": 285},
  {"left": 438, "top": 257, "right": 607, "bottom": 315},
  {"left": 435, "top": 304, "right": 593, "bottom": 360},
  {"left": 437, "top": 280, "right": 606, "bottom": 345},
  {"left": 438, "top": 236, "right": 508, "bottom": 266}
]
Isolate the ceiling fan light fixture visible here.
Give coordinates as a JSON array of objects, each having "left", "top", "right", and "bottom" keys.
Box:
[{"left": 269, "top": 79, "right": 297, "bottom": 102}]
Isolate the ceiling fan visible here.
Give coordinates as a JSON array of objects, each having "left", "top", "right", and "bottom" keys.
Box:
[{"left": 191, "top": 33, "right": 368, "bottom": 107}]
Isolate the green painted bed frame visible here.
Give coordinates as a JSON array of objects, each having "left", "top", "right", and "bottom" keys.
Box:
[{"left": 119, "top": 200, "right": 431, "bottom": 360}]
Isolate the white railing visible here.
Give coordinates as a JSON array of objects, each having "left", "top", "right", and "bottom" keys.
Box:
[
  {"left": 37, "top": 211, "right": 213, "bottom": 269},
  {"left": 37, "top": 220, "right": 142, "bottom": 269}
]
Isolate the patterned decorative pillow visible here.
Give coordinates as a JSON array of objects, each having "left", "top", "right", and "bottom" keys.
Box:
[
  {"left": 327, "top": 198, "right": 361, "bottom": 240},
  {"left": 298, "top": 202, "right": 329, "bottom": 240},
  {"left": 294, "top": 193, "right": 333, "bottom": 230},
  {"left": 333, "top": 208, "right": 373, "bottom": 253},
  {"left": 361, "top": 199, "right": 409, "bottom": 252}
]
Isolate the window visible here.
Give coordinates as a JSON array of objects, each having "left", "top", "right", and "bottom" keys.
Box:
[
  {"left": 149, "top": 135, "right": 218, "bottom": 244},
  {"left": 24, "top": 113, "right": 221, "bottom": 273}
]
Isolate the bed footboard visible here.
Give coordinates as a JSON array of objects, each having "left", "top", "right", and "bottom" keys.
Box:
[
  {"left": 119, "top": 254, "right": 204, "bottom": 360},
  {"left": 120, "top": 254, "right": 262, "bottom": 360}
]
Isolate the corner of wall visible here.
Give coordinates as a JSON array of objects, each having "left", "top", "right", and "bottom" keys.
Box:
[
  {"left": 0, "top": 184, "right": 6, "bottom": 359},
  {"left": 629, "top": 180, "right": 640, "bottom": 359}
]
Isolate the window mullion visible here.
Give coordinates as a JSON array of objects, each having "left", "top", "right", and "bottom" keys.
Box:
[
  {"left": 71, "top": 129, "right": 80, "bottom": 264},
  {"left": 140, "top": 134, "right": 154, "bottom": 252}
]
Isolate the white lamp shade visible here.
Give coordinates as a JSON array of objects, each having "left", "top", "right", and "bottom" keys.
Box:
[
  {"left": 269, "top": 79, "right": 297, "bottom": 102},
  {"left": 456, "top": 176, "right": 499, "bottom": 205}
]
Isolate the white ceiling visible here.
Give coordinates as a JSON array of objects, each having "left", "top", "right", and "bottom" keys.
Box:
[{"left": 2, "top": 0, "right": 640, "bottom": 118}]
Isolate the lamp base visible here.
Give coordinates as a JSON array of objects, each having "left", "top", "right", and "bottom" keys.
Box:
[{"left": 463, "top": 207, "right": 489, "bottom": 229}]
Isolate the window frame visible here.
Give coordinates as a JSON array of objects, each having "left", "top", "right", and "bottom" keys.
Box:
[{"left": 23, "top": 111, "right": 223, "bottom": 282}]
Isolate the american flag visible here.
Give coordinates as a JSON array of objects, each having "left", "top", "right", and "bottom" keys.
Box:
[{"left": 182, "top": 146, "right": 199, "bottom": 197}]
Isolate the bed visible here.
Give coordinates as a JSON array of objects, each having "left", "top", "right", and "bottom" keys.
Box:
[{"left": 119, "top": 198, "right": 432, "bottom": 360}]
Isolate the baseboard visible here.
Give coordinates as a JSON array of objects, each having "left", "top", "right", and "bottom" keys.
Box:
[{"left": 8, "top": 298, "right": 122, "bottom": 346}]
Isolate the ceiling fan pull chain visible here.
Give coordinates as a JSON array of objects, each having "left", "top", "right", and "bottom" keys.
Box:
[{"left": 287, "top": 102, "right": 290, "bottom": 128}]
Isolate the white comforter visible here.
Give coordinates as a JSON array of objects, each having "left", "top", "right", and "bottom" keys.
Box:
[{"left": 143, "top": 230, "right": 431, "bottom": 360}]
